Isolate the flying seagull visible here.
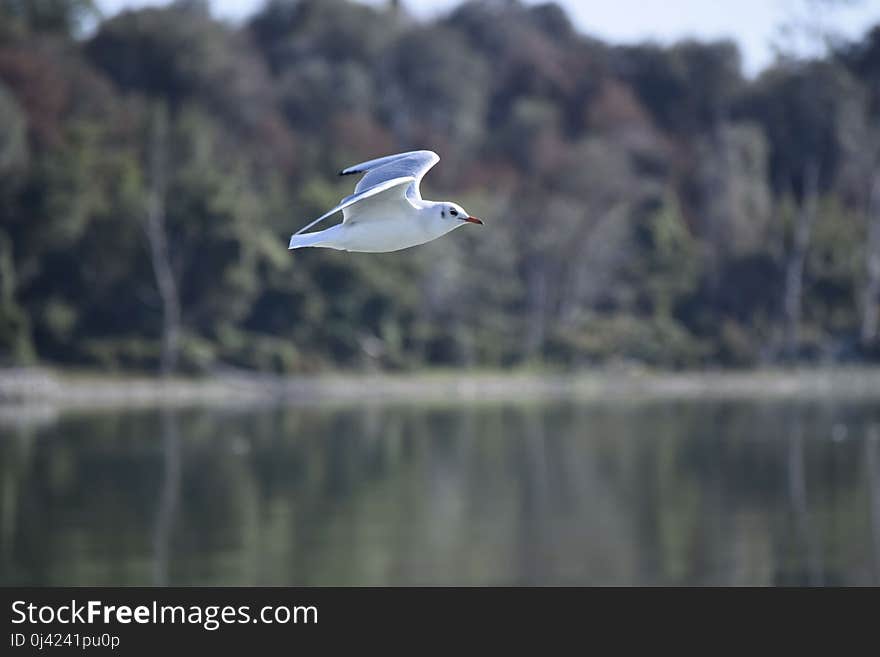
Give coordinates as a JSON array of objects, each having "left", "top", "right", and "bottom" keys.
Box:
[{"left": 288, "top": 150, "right": 482, "bottom": 253}]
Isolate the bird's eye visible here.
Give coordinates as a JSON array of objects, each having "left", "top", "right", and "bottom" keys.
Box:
[{"left": 450, "top": 208, "right": 458, "bottom": 216}]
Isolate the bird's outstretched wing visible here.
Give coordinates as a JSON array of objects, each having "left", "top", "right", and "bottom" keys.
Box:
[
  {"left": 290, "top": 176, "right": 415, "bottom": 242},
  {"left": 340, "top": 150, "right": 439, "bottom": 200}
]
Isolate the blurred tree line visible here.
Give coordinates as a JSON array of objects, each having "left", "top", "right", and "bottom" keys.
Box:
[{"left": 1, "top": 0, "right": 879, "bottom": 373}]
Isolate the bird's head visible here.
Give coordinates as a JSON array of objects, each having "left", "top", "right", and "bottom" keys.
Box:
[{"left": 438, "top": 202, "right": 483, "bottom": 226}]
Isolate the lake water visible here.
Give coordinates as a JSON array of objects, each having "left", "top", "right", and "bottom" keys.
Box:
[{"left": 2, "top": 399, "right": 879, "bottom": 586}]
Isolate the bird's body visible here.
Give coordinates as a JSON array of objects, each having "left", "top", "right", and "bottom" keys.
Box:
[
  {"left": 290, "top": 196, "right": 456, "bottom": 253},
  {"left": 288, "top": 150, "right": 482, "bottom": 253}
]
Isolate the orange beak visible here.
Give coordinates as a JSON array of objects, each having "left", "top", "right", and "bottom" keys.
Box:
[{"left": 464, "top": 216, "right": 483, "bottom": 225}]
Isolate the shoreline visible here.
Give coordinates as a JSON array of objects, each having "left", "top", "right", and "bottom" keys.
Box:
[{"left": 3, "top": 366, "right": 880, "bottom": 410}]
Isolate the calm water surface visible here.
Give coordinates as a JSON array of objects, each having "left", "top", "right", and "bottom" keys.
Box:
[{"left": 2, "top": 399, "right": 880, "bottom": 585}]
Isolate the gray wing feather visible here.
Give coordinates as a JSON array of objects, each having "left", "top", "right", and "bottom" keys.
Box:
[
  {"left": 341, "top": 150, "right": 439, "bottom": 199},
  {"left": 290, "top": 176, "right": 415, "bottom": 243}
]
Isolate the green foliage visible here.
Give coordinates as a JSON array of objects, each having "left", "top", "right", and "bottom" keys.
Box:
[
  {"left": 0, "top": 82, "right": 27, "bottom": 173},
  {"left": 1, "top": 0, "right": 879, "bottom": 372},
  {"left": 0, "top": 229, "right": 34, "bottom": 363},
  {"left": 619, "top": 39, "right": 744, "bottom": 135},
  {"left": 546, "top": 314, "right": 706, "bottom": 369},
  {"left": 739, "top": 60, "right": 867, "bottom": 196},
  {"left": 804, "top": 197, "right": 863, "bottom": 335},
  {"left": 0, "top": 0, "right": 97, "bottom": 37},
  {"left": 635, "top": 193, "right": 700, "bottom": 317}
]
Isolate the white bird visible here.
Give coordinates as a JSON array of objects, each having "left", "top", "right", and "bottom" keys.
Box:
[{"left": 288, "top": 150, "right": 482, "bottom": 253}]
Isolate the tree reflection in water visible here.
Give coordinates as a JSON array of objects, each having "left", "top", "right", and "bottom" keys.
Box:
[
  {"left": 152, "top": 409, "right": 182, "bottom": 586},
  {"left": 1, "top": 400, "right": 879, "bottom": 586},
  {"left": 867, "top": 426, "right": 880, "bottom": 585}
]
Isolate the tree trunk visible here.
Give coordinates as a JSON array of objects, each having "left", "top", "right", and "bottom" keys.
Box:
[
  {"left": 782, "top": 160, "right": 819, "bottom": 360},
  {"left": 558, "top": 203, "right": 625, "bottom": 327},
  {"left": 145, "top": 104, "right": 181, "bottom": 377},
  {"left": 704, "top": 121, "right": 732, "bottom": 297},
  {"left": 860, "top": 172, "right": 880, "bottom": 347}
]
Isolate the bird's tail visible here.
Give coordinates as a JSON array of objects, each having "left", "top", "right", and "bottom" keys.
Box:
[{"left": 288, "top": 232, "right": 324, "bottom": 250}]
